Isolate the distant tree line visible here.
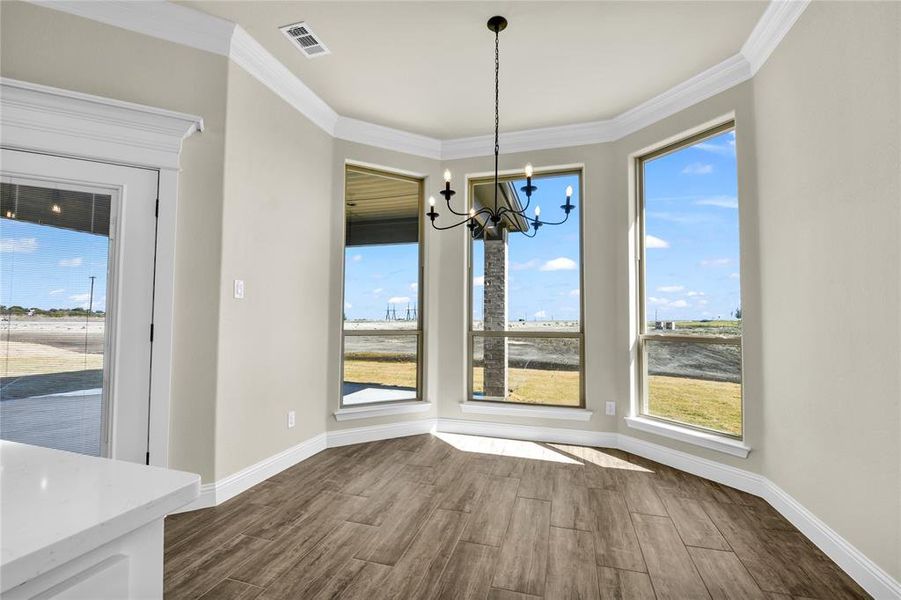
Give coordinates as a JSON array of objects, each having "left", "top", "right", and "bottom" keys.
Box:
[{"left": 1, "top": 305, "right": 105, "bottom": 317}]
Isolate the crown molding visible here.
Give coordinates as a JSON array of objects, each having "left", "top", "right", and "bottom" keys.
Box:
[
  {"left": 334, "top": 116, "right": 441, "bottom": 159},
  {"left": 0, "top": 77, "right": 203, "bottom": 170},
  {"left": 742, "top": 0, "right": 811, "bottom": 75},
  {"left": 26, "top": 0, "right": 809, "bottom": 160},
  {"left": 30, "top": 0, "right": 235, "bottom": 56},
  {"left": 229, "top": 26, "right": 339, "bottom": 135}
]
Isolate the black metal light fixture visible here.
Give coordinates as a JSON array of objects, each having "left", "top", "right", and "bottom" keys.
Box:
[{"left": 426, "top": 16, "right": 575, "bottom": 238}]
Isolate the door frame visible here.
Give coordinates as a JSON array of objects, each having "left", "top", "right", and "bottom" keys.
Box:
[{"left": 0, "top": 77, "right": 203, "bottom": 467}]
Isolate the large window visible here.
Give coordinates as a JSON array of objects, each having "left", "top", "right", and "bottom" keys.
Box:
[
  {"left": 342, "top": 165, "right": 423, "bottom": 405},
  {"left": 637, "top": 122, "right": 743, "bottom": 437},
  {"left": 468, "top": 170, "right": 583, "bottom": 407}
]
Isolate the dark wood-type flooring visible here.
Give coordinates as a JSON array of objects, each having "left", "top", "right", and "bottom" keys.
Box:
[{"left": 164, "top": 433, "right": 870, "bottom": 600}]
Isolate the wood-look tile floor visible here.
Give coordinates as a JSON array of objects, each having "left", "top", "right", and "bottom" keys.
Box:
[{"left": 164, "top": 433, "right": 870, "bottom": 600}]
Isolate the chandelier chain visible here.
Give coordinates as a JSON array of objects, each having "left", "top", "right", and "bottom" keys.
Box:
[{"left": 494, "top": 27, "right": 500, "bottom": 214}]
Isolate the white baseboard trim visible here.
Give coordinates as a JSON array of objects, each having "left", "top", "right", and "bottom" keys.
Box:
[
  {"left": 761, "top": 480, "right": 901, "bottom": 599},
  {"left": 437, "top": 417, "right": 616, "bottom": 448},
  {"left": 326, "top": 418, "right": 435, "bottom": 448},
  {"left": 172, "top": 432, "right": 327, "bottom": 513},
  {"left": 168, "top": 417, "right": 899, "bottom": 598}
]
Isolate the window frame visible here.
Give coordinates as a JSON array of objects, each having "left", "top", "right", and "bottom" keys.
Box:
[
  {"left": 339, "top": 163, "right": 425, "bottom": 407},
  {"left": 466, "top": 166, "right": 586, "bottom": 409},
  {"left": 635, "top": 120, "right": 745, "bottom": 440}
]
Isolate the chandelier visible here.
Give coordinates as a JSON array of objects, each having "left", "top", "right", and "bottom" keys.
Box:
[{"left": 426, "top": 16, "right": 575, "bottom": 238}]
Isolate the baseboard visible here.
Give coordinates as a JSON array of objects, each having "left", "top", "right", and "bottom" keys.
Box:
[
  {"left": 761, "top": 480, "right": 901, "bottom": 599},
  {"left": 326, "top": 418, "right": 435, "bottom": 448},
  {"left": 436, "top": 417, "right": 617, "bottom": 448},
  {"left": 172, "top": 432, "right": 328, "bottom": 513},
  {"left": 167, "top": 417, "right": 900, "bottom": 598}
]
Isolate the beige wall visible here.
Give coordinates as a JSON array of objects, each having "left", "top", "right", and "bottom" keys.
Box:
[
  {"left": 215, "top": 63, "right": 335, "bottom": 478},
  {"left": 753, "top": 1, "right": 901, "bottom": 580},
  {"left": 0, "top": 1, "right": 228, "bottom": 481}
]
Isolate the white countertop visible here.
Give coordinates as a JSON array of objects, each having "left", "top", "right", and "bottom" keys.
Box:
[{"left": 0, "top": 441, "right": 200, "bottom": 592}]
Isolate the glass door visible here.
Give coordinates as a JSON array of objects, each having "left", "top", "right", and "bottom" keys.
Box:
[{"left": 0, "top": 149, "right": 158, "bottom": 462}]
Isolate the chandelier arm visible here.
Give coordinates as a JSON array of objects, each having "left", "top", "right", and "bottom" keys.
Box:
[
  {"left": 534, "top": 211, "right": 572, "bottom": 227},
  {"left": 430, "top": 215, "right": 484, "bottom": 231},
  {"left": 443, "top": 196, "right": 469, "bottom": 217}
]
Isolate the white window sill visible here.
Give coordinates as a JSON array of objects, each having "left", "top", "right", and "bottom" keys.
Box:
[
  {"left": 460, "top": 401, "right": 594, "bottom": 422},
  {"left": 624, "top": 416, "right": 751, "bottom": 458},
  {"left": 334, "top": 401, "right": 432, "bottom": 422}
]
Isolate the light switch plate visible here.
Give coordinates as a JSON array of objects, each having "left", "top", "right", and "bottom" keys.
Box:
[
  {"left": 234, "top": 279, "right": 245, "bottom": 299},
  {"left": 605, "top": 401, "right": 616, "bottom": 416},
  {"left": 287, "top": 410, "right": 296, "bottom": 428}
]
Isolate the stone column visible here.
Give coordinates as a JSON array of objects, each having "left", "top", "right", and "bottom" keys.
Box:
[{"left": 482, "top": 227, "right": 508, "bottom": 398}]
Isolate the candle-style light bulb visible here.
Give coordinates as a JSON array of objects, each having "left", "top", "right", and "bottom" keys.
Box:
[
  {"left": 525, "top": 163, "right": 533, "bottom": 179},
  {"left": 444, "top": 169, "right": 452, "bottom": 183},
  {"left": 565, "top": 185, "right": 573, "bottom": 198},
  {"left": 469, "top": 207, "right": 475, "bottom": 217},
  {"left": 535, "top": 206, "right": 541, "bottom": 217},
  {"left": 429, "top": 196, "right": 436, "bottom": 207}
]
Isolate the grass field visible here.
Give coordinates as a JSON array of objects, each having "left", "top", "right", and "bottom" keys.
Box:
[
  {"left": 1, "top": 341, "right": 104, "bottom": 378},
  {"left": 345, "top": 357, "right": 740, "bottom": 434},
  {"left": 647, "top": 375, "right": 741, "bottom": 436}
]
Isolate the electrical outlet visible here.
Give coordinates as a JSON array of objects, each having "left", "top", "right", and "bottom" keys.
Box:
[
  {"left": 287, "top": 410, "right": 296, "bottom": 428},
  {"left": 605, "top": 401, "right": 616, "bottom": 416},
  {"left": 234, "top": 279, "right": 245, "bottom": 299}
]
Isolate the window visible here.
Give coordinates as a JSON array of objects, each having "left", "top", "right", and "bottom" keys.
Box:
[
  {"left": 341, "top": 165, "right": 423, "bottom": 405},
  {"left": 637, "top": 122, "right": 743, "bottom": 437},
  {"left": 468, "top": 170, "right": 583, "bottom": 407}
]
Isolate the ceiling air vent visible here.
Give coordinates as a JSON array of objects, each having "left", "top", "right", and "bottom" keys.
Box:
[{"left": 279, "top": 21, "right": 330, "bottom": 58}]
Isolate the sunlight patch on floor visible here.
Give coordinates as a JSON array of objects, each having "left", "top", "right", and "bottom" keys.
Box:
[
  {"left": 434, "top": 432, "right": 580, "bottom": 464},
  {"left": 548, "top": 443, "right": 653, "bottom": 472}
]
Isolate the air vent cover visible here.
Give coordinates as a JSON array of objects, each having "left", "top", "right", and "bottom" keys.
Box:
[{"left": 279, "top": 21, "right": 330, "bottom": 58}]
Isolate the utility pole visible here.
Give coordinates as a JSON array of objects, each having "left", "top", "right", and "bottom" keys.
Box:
[{"left": 84, "top": 276, "right": 96, "bottom": 368}]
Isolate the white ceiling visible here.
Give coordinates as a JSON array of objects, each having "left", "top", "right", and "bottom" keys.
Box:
[{"left": 182, "top": 1, "right": 768, "bottom": 139}]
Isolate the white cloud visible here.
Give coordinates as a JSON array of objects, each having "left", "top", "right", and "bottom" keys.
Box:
[
  {"left": 694, "top": 141, "right": 735, "bottom": 157},
  {"left": 569, "top": 288, "right": 580, "bottom": 297},
  {"left": 49, "top": 288, "right": 65, "bottom": 296},
  {"left": 729, "top": 272, "right": 740, "bottom": 279},
  {"left": 388, "top": 296, "right": 410, "bottom": 304},
  {"left": 645, "top": 235, "right": 670, "bottom": 249},
  {"left": 344, "top": 302, "right": 352, "bottom": 309},
  {"left": 686, "top": 290, "right": 705, "bottom": 297},
  {"left": 409, "top": 283, "right": 418, "bottom": 292},
  {"left": 701, "top": 258, "right": 731, "bottom": 267},
  {"left": 473, "top": 276, "right": 485, "bottom": 287},
  {"left": 372, "top": 288, "right": 383, "bottom": 295},
  {"left": 696, "top": 196, "right": 738, "bottom": 209},
  {"left": 533, "top": 310, "right": 547, "bottom": 319},
  {"left": 1, "top": 237, "right": 38, "bottom": 253},
  {"left": 540, "top": 257, "right": 577, "bottom": 271},
  {"left": 657, "top": 285, "right": 684, "bottom": 293},
  {"left": 670, "top": 299, "right": 689, "bottom": 308},
  {"left": 682, "top": 163, "right": 713, "bottom": 175},
  {"left": 69, "top": 293, "right": 105, "bottom": 311},
  {"left": 351, "top": 254, "right": 363, "bottom": 262},
  {"left": 59, "top": 257, "right": 83, "bottom": 267},
  {"left": 648, "top": 296, "right": 669, "bottom": 305}
]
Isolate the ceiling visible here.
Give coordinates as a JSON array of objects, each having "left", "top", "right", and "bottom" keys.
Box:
[{"left": 183, "top": 1, "right": 767, "bottom": 139}]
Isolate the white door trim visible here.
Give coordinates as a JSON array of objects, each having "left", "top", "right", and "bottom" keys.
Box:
[{"left": 0, "top": 77, "right": 203, "bottom": 467}]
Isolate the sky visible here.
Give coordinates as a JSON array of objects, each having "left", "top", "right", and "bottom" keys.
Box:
[
  {"left": 643, "top": 129, "right": 741, "bottom": 321},
  {"left": 1, "top": 219, "right": 109, "bottom": 312}
]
